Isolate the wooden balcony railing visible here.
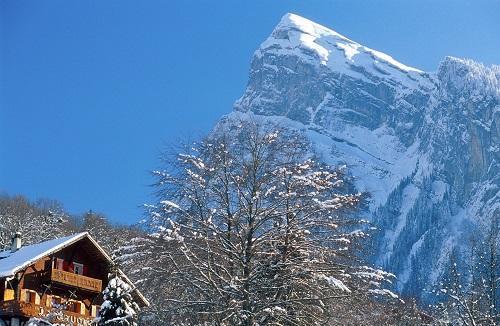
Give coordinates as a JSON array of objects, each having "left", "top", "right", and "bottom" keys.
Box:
[
  {"left": 53, "top": 307, "right": 94, "bottom": 325},
  {"left": 50, "top": 269, "right": 102, "bottom": 293},
  {"left": 0, "top": 301, "right": 94, "bottom": 325},
  {"left": 0, "top": 300, "right": 42, "bottom": 317}
]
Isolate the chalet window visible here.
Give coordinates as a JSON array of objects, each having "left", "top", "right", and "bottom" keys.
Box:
[
  {"left": 5, "top": 281, "right": 13, "bottom": 290},
  {"left": 67, "top": 301, "right": 75, "bottom": 312},
  {"left": 24, "top": 290, "right": 40, "bottom": 305},
  {"left": 51, "top": 296, "right": 62, "bottom": 307},
  {"left": 67, "top": 300, "right": 83, "bottom": 314},
  {"left": 55, "top": 258, "right": 64, "bottom": 270},
  {"left": 73, "top": 262, "right": 84, "bottom": 275},
  {"left": 27, "top": 291, "right": 36, "bottom": 304}
]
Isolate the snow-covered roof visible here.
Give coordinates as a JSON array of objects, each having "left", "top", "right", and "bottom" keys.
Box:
[
  {"left": 0, "top": 232, "right": 150, "bottom": 306},
  {"left": 0, "top": 232, "right": 89, "bottom": 278}
]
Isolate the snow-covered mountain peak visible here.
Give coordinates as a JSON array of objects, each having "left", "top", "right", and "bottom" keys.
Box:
[
  {"left": 273, "top": 13, "right": 353, "bottom": 44},
  {"left": 260, "top": 13, "right": 427, "bottom": 88},
  {"left": 227, "top": 14, "right": 499, "bottom": 301},
  {"left": 236, "top": 14, "right": 440, "bottom": 213}
]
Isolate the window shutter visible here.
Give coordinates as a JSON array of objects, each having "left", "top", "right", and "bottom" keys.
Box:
[
  {"left": 56, "top": 258, "right": 64, "bottom": 270},
  {"left": 46, "top": 295, "right": 52, "bottom": 307},
  {"left": 63, "top": 261, "right": 69, "bottom": 271},
  {"left": 4, "top": 289, "right": 14, "bottom": 301},
  {"left": 34, "top": 292, "right": 41, "bottom": 305},
  {"left": 83, "top": 265, "right": 89, "bottom": 276},
  {"left": 91, "top": 305, "right": 98, "bottom": 317},
  {"left": 20, "top": 289, "right": 26, "bottom": 302}
]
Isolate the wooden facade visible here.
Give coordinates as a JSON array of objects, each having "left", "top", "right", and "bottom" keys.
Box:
[{"left": 0, "top": 233, "right": 148, "bottom": 326}]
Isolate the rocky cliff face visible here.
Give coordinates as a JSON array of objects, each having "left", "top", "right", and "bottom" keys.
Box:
[{"left": 220, "top": 13, "right": 499, "bottom": 299}]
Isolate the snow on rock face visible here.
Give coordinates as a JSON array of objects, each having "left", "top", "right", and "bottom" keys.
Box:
[
  {"left": 262, "top": 13, "right": 425, "bottom": 77},
  {"left": 221, "top": 13, "right": 499, "bottom": 301},
  {"left": 438, "top": 56, "right": 500, "bottom": 100},
  {"left": 235, "top": 13, "right": 434, "bottom": 210}
]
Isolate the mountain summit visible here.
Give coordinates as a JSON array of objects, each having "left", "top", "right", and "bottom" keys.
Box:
[
  {"left": 222, "top": 13, "right": 499, "bottom": 300},
  {"left": 270, "top": 13, "right": 423, "bottom": 72}
]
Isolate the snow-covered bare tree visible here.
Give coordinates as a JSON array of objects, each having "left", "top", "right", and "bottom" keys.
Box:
[
  {"left": 0, "top": 194, "right": 74, "bottom": 250},
  {"left": 81, "top": 210, "right": 141, "bottom": 254},
  {"left": 115, "top": 233, "right": 173, "bottom": 324},
  {"left": 121, "top": 120, "right": 398, "bottom": 325},
  {"left": 434, "top": 215, "right": 499, "bottom": 325}
]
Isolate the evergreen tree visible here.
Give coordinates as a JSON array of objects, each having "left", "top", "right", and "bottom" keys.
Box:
[{"left": 95, "top": 271, "right": 140, "bottom": 326}]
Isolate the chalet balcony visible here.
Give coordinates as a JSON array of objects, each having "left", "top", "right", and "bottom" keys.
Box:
[
  {"left": 0, "top": 300, "right": 42, "bottom": 317},
  {"left": 50, "top": 269, "right": 102, "bottom": 293},
  {"left": 0, "top": 300, "right": 94, "bottom": 324}
]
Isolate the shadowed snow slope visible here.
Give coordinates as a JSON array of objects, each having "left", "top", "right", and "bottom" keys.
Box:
[{"left": 217, "top": 13, "right": 499, "bottom": 301}]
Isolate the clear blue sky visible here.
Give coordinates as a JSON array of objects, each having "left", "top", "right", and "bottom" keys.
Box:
[{"left": 1, "top": 0, "right": 499, "bottom": 224}]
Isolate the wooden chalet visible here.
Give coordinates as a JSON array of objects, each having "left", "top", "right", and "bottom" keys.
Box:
[{"left": 0, "top": 232, "right": 149, "bottom": 326}]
